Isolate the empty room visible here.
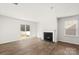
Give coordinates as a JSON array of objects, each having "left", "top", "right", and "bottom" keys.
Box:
[{"left": 0, "top": 3, "right": 79, "bottom": 55}]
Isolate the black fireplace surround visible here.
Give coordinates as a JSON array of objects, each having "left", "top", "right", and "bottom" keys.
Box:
[{"left": 44, "top": 32, "right": 53, "bottom": 42}]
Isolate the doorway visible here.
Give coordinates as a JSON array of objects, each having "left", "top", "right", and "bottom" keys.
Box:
[{"left": 20, "top": 24, "right": 30, "bottom": 40}]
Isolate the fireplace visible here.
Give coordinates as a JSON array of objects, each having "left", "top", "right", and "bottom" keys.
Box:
[{"left": 44, "top": 32, "right": 53, "bottom": 42}]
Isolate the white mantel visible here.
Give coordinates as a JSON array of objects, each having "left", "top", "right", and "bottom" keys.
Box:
[{"left": 41, "top": 30, "right": 57, "bottom": 42}]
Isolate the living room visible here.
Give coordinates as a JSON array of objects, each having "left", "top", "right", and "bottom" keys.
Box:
[{"left": 0, "top": 3, "right": 79, "bottom": 55}]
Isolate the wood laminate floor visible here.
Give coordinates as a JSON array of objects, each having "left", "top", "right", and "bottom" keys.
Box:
[{"left": 0, "top": 38, "right": 79, "bottom": 55}]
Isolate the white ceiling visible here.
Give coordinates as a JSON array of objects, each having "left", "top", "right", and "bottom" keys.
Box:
[
  {"left": 54, "top": 3, "right": 79, "bottom": 17},
  {"left": 0, "top": 3, "right": 79, "bottom": 22}
]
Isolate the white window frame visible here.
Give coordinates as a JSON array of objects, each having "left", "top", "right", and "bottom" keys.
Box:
[{"left": 64, "top": 18, "right": 78, "bottom": 37}]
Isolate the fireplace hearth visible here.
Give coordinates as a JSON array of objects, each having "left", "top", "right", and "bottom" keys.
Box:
[{"left": 44, "top": 32, "right": 53, "bottom": 42}]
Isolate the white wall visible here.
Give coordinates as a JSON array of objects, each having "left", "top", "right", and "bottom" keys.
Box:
[
  {"left": 1, "top": 3, "right": 79, "bottom": 43},
  {"left": 37, "top": 6, "right": 57, "bottom": 42},
  {"left": 58, "top": 15, "right": 79, "bottom": 44},
  {"left": 0, "top": 3, "right": 58, "bottom": 43},
  {"left": 0, "top": 15, "right": 37, "bottom": 44}
]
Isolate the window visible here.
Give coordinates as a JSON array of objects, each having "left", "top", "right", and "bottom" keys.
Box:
[
  {"left": 20, "top": 24, "right": 30, "bottom": 40},
  {"left": 21, "top": 25, "right": 25, "bottom": 31},
  {"left": 21, "top": 24, "right": 30, "bottom": 31},
  {"left": 64, "top": 19, "right": 78, "bottom": 36},
  {"left": 26, "top": 25, "right": 30, "bottom": 31}
]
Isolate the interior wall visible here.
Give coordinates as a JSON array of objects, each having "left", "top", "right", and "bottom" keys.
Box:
[
  {"left": 0, "top": 3, "right": 79, "bottom": 43},
  {"left": 0, "top": 3, "right": 58, "bottom": 42},
  {"left": 37, "top": 7, "right": 57, "bottom": 42},
  {"left": 58, "top": 15, "right": 79, "bottom": 44},
  {"left": 1, "top": 3, "right": 79, "bottom": 43},
  {"left": 0, "top": 15, "right": 37, "bottom": 44}
]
